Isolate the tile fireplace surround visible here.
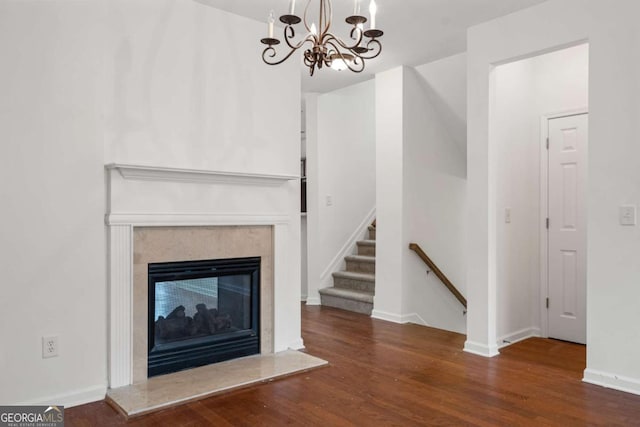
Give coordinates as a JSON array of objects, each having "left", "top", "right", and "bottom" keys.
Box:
[
  {"left": 105, "top": 164, "right": 321, "bottom": 413},
  {"left": 131, "top": 225, "right": 273, "bottom": 383}
]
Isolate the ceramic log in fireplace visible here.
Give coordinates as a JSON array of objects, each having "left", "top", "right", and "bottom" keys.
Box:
[{"left": 147, "top": 257, "right": 260, "bottom": 377}]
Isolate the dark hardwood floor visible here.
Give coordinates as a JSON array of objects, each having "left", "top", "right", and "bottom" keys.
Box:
[{"left": 67, "top": 305, "right": 640, "bottom": 426}]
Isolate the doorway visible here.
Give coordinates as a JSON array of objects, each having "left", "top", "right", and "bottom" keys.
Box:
[
  {"left": 543, "top": 112, "right": 588, "bottom": 344},
  {"left": 493, "top": 43, "right": 589, "bottom": 348}
]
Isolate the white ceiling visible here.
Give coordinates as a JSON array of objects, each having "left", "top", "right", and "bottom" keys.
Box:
[{"left": 198, "top": 0, "right": 547, "bottom": 93}]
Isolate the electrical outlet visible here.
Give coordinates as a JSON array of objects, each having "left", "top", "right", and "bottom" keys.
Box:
[
  {"left": 42, "top": 336, "right": 59, "bottom": 359},
  {"left": 326, "top": 195, "right": 333, "bottom": 206}
]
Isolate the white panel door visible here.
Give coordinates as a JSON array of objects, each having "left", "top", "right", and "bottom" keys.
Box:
[{"left": 547, "top": 113, "right": 588, "bottom": 344}]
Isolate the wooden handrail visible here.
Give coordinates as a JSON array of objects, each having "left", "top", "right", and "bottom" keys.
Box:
[{"left": 409, "top": 243, "right": 467, "bottom": 309}]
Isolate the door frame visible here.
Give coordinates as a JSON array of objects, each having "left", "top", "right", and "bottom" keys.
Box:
[{"left": 539, "top": 108, "right": 588, "bottom": 339}]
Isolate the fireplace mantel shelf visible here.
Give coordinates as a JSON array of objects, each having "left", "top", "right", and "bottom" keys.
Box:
[{"left": 106, "top": 163, "right": 299, "bottom": 186}]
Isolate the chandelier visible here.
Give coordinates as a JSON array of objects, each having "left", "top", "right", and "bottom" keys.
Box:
[{"left": 260, "top": 0, "right": 384, "bottom": 76}]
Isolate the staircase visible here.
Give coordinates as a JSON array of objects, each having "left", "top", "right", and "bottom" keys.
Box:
[{"left": 319, "top": 223, "right": 376, "bottom": 315}]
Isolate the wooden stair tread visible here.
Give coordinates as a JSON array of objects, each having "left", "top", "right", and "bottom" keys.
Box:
[{"left": 356, "top": 240, "right": 376, "bottom": 246}]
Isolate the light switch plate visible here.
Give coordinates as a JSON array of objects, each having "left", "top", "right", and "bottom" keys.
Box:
[
  {"left": 619, "top": 205, "right": 636, "bottom": 226},
  {"left": 505, "top": 207, "right": 512, "bottom": 224}
]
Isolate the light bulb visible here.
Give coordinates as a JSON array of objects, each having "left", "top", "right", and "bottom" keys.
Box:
[
  {"left": 310, "top": 23, "right": 317, "bottom": 35},
  {"left": 331, "top": 60, "right": 349, "bottom": 71}
]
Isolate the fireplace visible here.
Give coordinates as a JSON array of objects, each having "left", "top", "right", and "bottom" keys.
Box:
[
  {"left": 106, "top": 164, "right": 303, "bottom": 388},
  {"left": 147, "top": 257, "right": 261, "bottom": 377}
]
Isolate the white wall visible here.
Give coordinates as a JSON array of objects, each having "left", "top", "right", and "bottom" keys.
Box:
[
  {"left": 104, "top": 0, "right": 299, "bottom": 175},
  {"left": 466, "top": 0, "right": 640, "bottom": 395},
  {"left": 373, "top": 68, "right": 405, "bottom": 320},
  {"left": 0, "top": 0, "right": 106, "bottom": 406},
  {"left": 494, "top": 45, "right": 589, "bottom": 346},
  {"left": 414, "top": 53, "right": 468, "bottom": 158},
  {"left": 493, "top": 59, "right": 538, "bottom": 345},
  {"left": 374, "top": 59, "right": 468, "bottom": 333},
  {"left": 0, "top": 0, "right": 300, "bottom": 406},
  {"left": 306, "top": 80, "right": 376, "bottom": 303},
  {"left": 403, "top": 60, "right": 468, "bottom": 333}
]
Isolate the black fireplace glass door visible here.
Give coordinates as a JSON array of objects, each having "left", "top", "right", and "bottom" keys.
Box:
[
  {"left": 147, "top": 257, "right": 260, "bottom": 377},
  {"left": 154, "top": 275, "right": 251, "bottom": 344}
]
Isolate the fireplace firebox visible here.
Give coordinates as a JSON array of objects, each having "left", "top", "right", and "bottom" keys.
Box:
[{"left": 147, "top": 257, "right": 260, "bottom": 377}]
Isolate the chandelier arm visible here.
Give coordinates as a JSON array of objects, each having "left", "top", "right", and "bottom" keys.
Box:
[
  {"left": 303, "top": 49, "right": 318, "bottom": 76},
  {"left": 350, "top": 38, "right": 382, "bottom": 61},
  {"left": 262, "top": 37, "right": 315, "bottom": 66},
  {"left": 324, "top": 32, "right": 362, "bottom": 52},
  {"left": 357, "top": 38, "right": 382, "bottom": 59},
  {"left": 343, "top": 57, "right": 365, "bottom": 73},
  {"left": 349, "top": 26, "right": 364, "bottom": 46},
  {"left": 303, "top": 0, "right": 313, "bottom": 33},
  {"left": 283, "top": 26, "right": 315, "bottom": 50},
  {"left": 340, "top": 63, "right": 365, "bottom": 74},
  {"left": 285, "top": 25, "right": 295, "bottom": 45},
  {"left": 322, "top": 0, "right": 332, "bottom": 37},
  {"left": 262, "top": 46, "right": 298, "bottom": 66},
  {"left": 303, "top": 50, "right": 314, "bottom": 66},
  {"left": 325, "top": 40, "right": 365, "bottom": 73}
]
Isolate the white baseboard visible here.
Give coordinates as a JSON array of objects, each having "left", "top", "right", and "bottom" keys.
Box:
[
  {"left": 301, "top": 295, "right": 308, "bottom": 302},
  {"left": 497, "top": 327, "right": 541, "bottom": 349},
  {"left": 24, "top": 384, "right": 107, "bottom": 408},
  {"left": 287, "top": 338, "right": 306, "bottom": 351},
  {"left": 371, "top": 310, "right": 427, "bottom": 325},
  {"left": 583, "top": 368, "right": 640, "bottom": 396},
  {"left": 305, "top": 296, "right": 321, "bottom": 306},
  {"left": 371, "top": 309, "right": 404, "bottom": 324},
  {"left": 400, "top": 313, "right": 429, "bottom": 326},
  {"left": 318, "top": 207, "right": 376, "bottom": 290},
  {"left": 463, "top": 340, "right": 500, "bottom": 357}
]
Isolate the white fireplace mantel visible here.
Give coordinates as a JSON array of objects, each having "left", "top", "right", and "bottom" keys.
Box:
[{"left": 105, "top": 162, "right": 303, "bottom": 388}]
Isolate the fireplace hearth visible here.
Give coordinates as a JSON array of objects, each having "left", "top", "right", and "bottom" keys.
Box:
[{"left": 147, "top": 257, "right": 260, "bottom": 377}]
